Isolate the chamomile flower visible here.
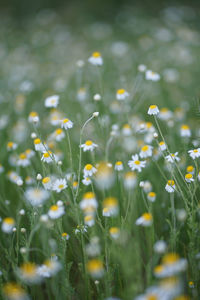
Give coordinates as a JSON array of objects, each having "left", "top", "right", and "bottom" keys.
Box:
[
  {"left": 145, "top": 70, "right": 160, "bottom": 81},
  {"left": 42, "top": 177, "right": 52, "bottom": 190},
  {"left": 188, "top": 148, "right": 200, "bottom": 159},
  {"left": 116, "top": 89, "right": 129, "bottom": 100},
  {"left": 80, "top": 192, "right": 98, "bottom": 211},
  {"left": 25, "top": 187, "right": 49, "bottom": 206},
  {"left": 185, "top": 173, "right": 194, "bottom": 183},
  {"left": 48, "top": 205, "right": 65, "bottom": 219},
  {"left": 186, "top": 165, "right": 194, "bottom": 174},
  {"left": 124, "top": 171, "right": 137, "bottom": 189},
  {"left": 180, "top": 125, "right": 191, "bottom": 137},
  {"left": 147, "top": 192, "right": 156, "bottom": 202},
  {"left": 109, "top": 227, "right": 120, "bottom": 239},
  {"left": 62, "top": 232, "right": 70, "bottom": 241},
  {"left": 38, "top": 259, "right": 61, "bottom": 278},
  {"left": 88, "top": 52, "right": 103, "bottom": 66},
  {"left": 41, "top": 151, "right": 55, "bottom": 163},
  {"left": 28, "top": 111, "right": 39, "bottom": 123},
  {"left": 25, "top": 149, "right": 35, "bottom": 159},
  {"left": 45, "top": 95, "right": 59, "bottom": 108},
  {"left": 75, "top": 224, "right": 88, "bottom": 234},
  {"left": 18, "top": 262, "right": 40, "bottom": 284},
  {"left": 158, "top": 108, "right": 173, "bottom": 121},
  {"left": 122, "top": 124, "right": 132, "bottom": 136},
  {"left": 33, "top": 138, "right": 46, "bottom": 152},
  {"left": 115, "top": 161, "right": 124, "bottom": 171},
  {"left": 3, "top": 282, "right": 29, "bottom": 300},
  {"left": 7, "top": 142, "right": 17, "bottom": 151},
  {"left": 72, "top": 181, "right": 78, "bottom": 189},
  {"left": 148, "top": 105, "right": 159, "bottom": 115},
  {"left": 49, "top": 109, "right": 63, "bottom": 126},
  {"left": 102, "top": 197, "right": 118, "bottom": 217},
  {"left": 53, "top": 178, "right": 67, "bottom": 193},
  {"left": 165, "top": 152, "right": 180, "bottom": 163},
  {"left": 83, "top": 164, "right": 97, "bottom": 177},
  {"left": 154, "top": 240, "right": 167, "bottom": 254},
  {"left": 139, "top": 145, "right": 153, "bottom": 158},
  {"left": 159, "top": 141, "right": 167, "bottom": 151},
  {"left": 82, "top": 177, "right": 92, "bottom": 186},
  {"left": 61, "top": 118, "right": 73, "bottom": 130},
  {"left": 54, "top": 128, "right": 65, "bottom": 142},
  {"left": 154, "top": 253, "right": 187, "bottom": 278},
  {"left": 2, "top": 218, "right": 15, "bottom": 233},
  {"left": 81, "top": 140, "right": 98, "bottom": 152},
  {"left": 87, "top": 259, "right": 104, "bottom": 278},
  {"left": 95, "top": 162, "right": 115, "bottom": 189},
  {"left": 17, "top": 153, "right": 30, "bottom": 167},
  {"left": 84, "top": 215, "right": 95, "bottom": 227},
  {"left": 128, "top": 154, "right": 146, "bottom": 172},
  {"left": 135, "top": 213, "right": 153, "bottom": 226},
  {"left": 165, "top": 180, "right": 175, "bottom": 193}
]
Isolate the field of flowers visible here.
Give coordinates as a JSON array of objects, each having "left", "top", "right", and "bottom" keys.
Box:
[{"left": 0, "top": 3, "right": 200, "bottom": 300}]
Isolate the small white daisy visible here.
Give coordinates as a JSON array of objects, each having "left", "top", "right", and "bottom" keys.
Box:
[
  {"left": 61, "top": 118, "right": 73, "bottom": 130},
  {"left": 114, "top": 161, "right": 124, "bottom": 171},
  {"left": 188, "top": 148, "right": 200, "bottom": 160},
  {"left": 165, "top": 180, "right": 175, "bottom": 193},
  {"left": 165, "top": 152, "right": 180, "bottom": 163},
  {"left": 139, "top": 145, "right": 153, "bottom": 159},
  {"left": 41, "top": 151, "right": 55, "bottom": 164},
  {"left": 180, "top": 125, "right": 191, "bottom": 137},
  {"left": 34, "top": 138, "right": 47, "bottom": 152},
  {"left": 42, "top": 177, "right": 53, "bottom": 190},
  {"left": 83, "top": 164, "right": 97, "bottom": 177},
  {"left": 128, "top": 154, "right": 146, "bottom": 172},
  {"left": 45, "top": 95, "right": 59, "bottom": 108},
  {"left": 17, "top": 153, "right": 30, "bottom": 167},
  {"left": 25, "top": 187, "right": 50, "bottom": 206},
  {"left": 1, "top": 217, "right": 15, "bottom": 234},
  {"left": 54, "top": 128, "right": 65, "bottom": 142},
  {"left": 28, "top": 111, "right": 39, "bottom": 123},
  {"left": 159, "top": 141, "right": 167, "bottom": 151},
  {"left": 185, "top": 173, "right": 194, "bottom": 183},
  {"left": 80, "top": 140, "right": 98, "bottom": 152},
  {"left": 48, "top": 205, "right": 65, "bottom": 219},
  {"left": 88, "top": 52, "right": 103, "bottom": 66},
  {"left": 53, "top": 178, "right": 67, "bottom": 193},
  {"left": 82, "top": 177, "right": 92, "bottom": 186},
  {"left": 136, "top": 213, "right": 153, "bottom": 226},
  {"left": 145, "top": 70, "right": 160, "bottom": 81},
  {"left": 116, "top": 89, "right": 129, "bottom": 101},
  {"left": 148, "top": 105, "right": 159, "bottom": 115}
]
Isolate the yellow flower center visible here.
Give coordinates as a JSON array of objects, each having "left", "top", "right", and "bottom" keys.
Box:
[
  {"left": 50, "top": 205, "right": 58, "bottom": 211},
  {"left": 134, "top": 160, "right": 140, "bottom": 165},
  {"left": 193, "top": 149, "right": 198, "bottom": 153},
  {"left": 42, "top": 177, "right": 50, "bottom": 184},
  {"left": 84, "top": 192, "right": 95, "bottom": 199},
  {"left": 103, "top": 197, "right": 118, "bottom": 208},
  {"left": 43, "top": 152, "right": 51, "bottom": 158},
  {"left": 116, "top": 161, "right": 122, "bottom": 165},
  {"left": 19, "top": 153, "right": 26, "bottom": 160},
  {"left": 148, "top": 192, "right": 156, "bottom": 197},
  {"left": 3, "top": 283, "right": 24, "bottom": 297},
  {"left": 58, "top": 184, "right": 64, "bottom": 189},
  {"left": 149, "top": 105, "right": 157, "bottom": 110},
  {"left": 154, "top": 264, "right": 164, "bottom": 274},
  {"left": 159, "top": 141, "right": 165, "bottom": 146},
  {"left": 56, "top": 129, "right": 63, "bottom": 135},
  {"left": 87, "top": 259, "right": 103, "bottom": 272},
  {"left": 109, "top": 227, "right": 119, "bottom": 234},
  {"left": 85, "top": 164, "right": 93, "bottom": 170},
  {"left": 185, "top": 173, "right": 192, "bottom": 179},
  {"left": 146, "top": 122, "right": 152, "bottom": 128},
  {"left": 147, "top": 295, "right": 157, "bottom": 300},
  {"left": 63, "top": 118, "right": 69, "bottom": 123},
  {"left": 92, "top": 52, "right": 101, "bottom": 58},
  {"left": 162, "top": 253, "right": 180, "bottom": 264},
  {"left": 85, "top": 140, "right": 93, "bottom": 146},
  {"left": 117, "top": 89, "right": 125, "bottom": 94},
  {"left": 167, "top": 180, "right": 175, "bottom": 186},
  {"left": 181, "top": 125, "right": 189, "bottom": 130},
  {"left": 73, "top": 181, "right": 78, "bottom": 187},
  {"left": 4, "top": 217, "right": 14, "bottom": 225},
  {"left": 84, "top": 215, "right": 93, "bottom": 222},
  {"left": 34, "top": 138, "right": 41, "bottom": 144},
  {"left": 7, "top": 142, "right": 14, "bottom": 148},
  {"left": 29, "top": 111, "right": 38, "bottom": 117},
  {"left": 187, "top": 166, "right": 194, "bottom": 172},
  {"left": 142, "top": 145, "right": 149, "bottom": 152},
  {"left": 142, "top": 213, "right": 152, "bottom": 221},
  {"left": 20, "top": 262, "right": 36, "bottom": 275}
]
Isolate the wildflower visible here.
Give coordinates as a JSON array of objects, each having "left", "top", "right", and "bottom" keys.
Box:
[
  {"left": 148, "top": 105, "right": 159, "bottom": 115},
  {"left": 88, "top": 52, "right": 103, "bottom": 66},
  {"left": 128, "top": 154, "right": 146, "bottom": 172},
  {"left": 3, "top": 282, "right": 29, "bottom": 300},
  {"left": 116, "top": 89, "right": 129, "bottom": 100},
  {"left": 165, "top": 180, "right": 175, "bottom": 193},
  {"left": 186, "top": 165, "right": 194, "bottom": 174},
  {"left": 180, "top": 125, "right": 191, "bottom": 137},
  {"left": 138, "top": 64, "right": 147, "bottom": 72},
  {"left": 83, "top": 164, "right": 97, "bottom": 177},
  {"left": 165, "top": 152, "right": 180, "bottom": 163},
  {"left": 33, "top": 138, "right": 46, "bottom": 152},
  {"left": 154, "top": 240, "right": 167, "bottom": 254},
  {"left": 72, "top": 181, "right": 78, "bottom": 189},
  {"left": 124, "top": 171, "right": 137, "bottom": 189},
  {"left": 84, "top": 215, "right": 95, "bottom": 227},
  {"left": 61, "top": 118, "right": 73, "bottom": 130},
  {"left": 188, "top": 281, "right": 194, "bottom": 288},
  {"left": 122, "top": 124, "right": 132, "bottom": 136},
  {"left": 80, "top": 192, "right": 98, "bottom": 211},
  {"left": 188, "top": 148, "right": 200, "bottom": 159},
  {"left": 185, "top": 173, "right": 194, "bottom": 183},
  {"left": 25, "top": 149, "right": 35, "bottom": 159},
  {"left": 18, "top": 262, "right": 40, "bottom": 284},
  {"left": 37, "top": 259, "right": 61, "bottom": 278},
  {"left": 28, "top": 111, "right": 39, "bottom": 123},
  {"left": 7, "top": 142, "right": 17, "bottom": 151},
  {"left": 102, "top": 197, "right": 118, "bottom": 217},
  {"left": 48, "top": 205, "right": 65, "bottom": 219},
  {"left": 25, "top": 187, "right": 49, "bottom": 206},
  {"left": 0, "top": 164, "right": 4, "bottom": 173},
  {"left": 41, "top": 151, "right": 55, "bottom": 163},
  {"left": 145, "top": 70, "right": 160, "bottom": 81},
  {"left": 87, "top": 259, "right": 104, "bottom": 278},
  {"left": 93, "top": 94, "right": 101, "bottom": 101},
  {"left": 147, "top": 192, "right": 156, "bottom": 202},
  {"left": 42, "top": 177, "right": 52, "bottom": 190},
  {"left": 95, "top": 162, "right": 115, "bottom": 189},
  {"left": 114, "top": 161, "right": 123, "bottom": 171},
  {"left": 81, "top": 140, "right": 98, "bottom": 152},
  {"left": 45, "top": 95, "right": 59, "bottom": 108},
  {"left": 17, "top": 153, "right": 30, "bottom": 167},
  {"left": 82, "top": 177, "right": 92, "bottom": 186},
  {"left": 109, "top": 227, "right": 120, "bottom": 239},
  {"left": 2, "top": 218, "right": 15, "bottom": 233},
  {"left": 135, "top": 213, "right": 153, "bottom": 226},
  {"left": 158, "top": 108, "right": 173, "bottom": 121},
  {"left": 159, "top": 141, "right": 167, "bottom": 151},
  {"left": 75, "top": 224, "right": 88, "bottom": 234},
  {"left": 53, "top": 178, "right": 67, "bottom": 193},
  {"left": 154, "top": 253, "right": 187, "bottom": 278},
  {"left": 49, "top": 109, "right": 63, "bottom": 126},
  {"left": 54, "top": 128, "right": 65, "bottom": 142},
  {"left": 139, "top": 145, "right": 153, "bottom": 158},
  {"left": 62, "top": 232, "right": 70, "bottom": 241}
]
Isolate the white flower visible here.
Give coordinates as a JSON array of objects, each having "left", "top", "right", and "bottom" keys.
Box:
[
  {"left": 148, "top": 105, "right": 159, "bottom": 115},
  {"left": 42, "top": 177, "right": 53, "bottom": 190},
  {"left": 139, "top": 145, "right": 153, "bottom": 159},
  {"left": 88, "top": 52, "right": 103, "bottom": 66},
  {"left": 165, "top": 152, "right": 180, "bottom": 163},
  {"left": 48, "top": 205, "right": 65, "bottom": 219},
  {"left": 28, "top": 111, "right": 39, "bottom": 123},
  {"left": 53, "top": 128, "right": 65, "bottom": 142},
  {"left": 159, "top": 141, "right": 167, "bottom": 151},
  {"left": 25, "top": 187, "right": 49, "bottom": 206},
  {"left": 114, "top": 161, "right": 123, "bottom": 171},
  {"left": 61, "top": 118, "right": 73, "bottom": 130},
  {"left": 158, "top": 108, "right": 173, "bottom": 121},
  {"left": 45, "top": 95, "right": 59, "bottom": 108},
  {"left": 34, "top": 138, "right": 47, "bottom": 152},
  {"left": 84, "top": 215, "right": 95, "bottom": 227},
  {"left": 122, "top": 124, "right": 132, "bottom": 136},
  {"left": 102, "top": 197, "right": 118, "bottom": 217},
  {"left": 2, "top": 218, "right": 15, "bottom": 233},
  {"left": 17, "top": 153, "right": 30, "bottom": 167},
  {"left": 136, "top": 213, "right": 153, "bottom": 226},
  {"left": 80, "top": 140, "right": 98, "bottom": 152},
  {"left": 147, "top": 192, "right": 156, "bottom": 202},
  {"left": 109, "top": 227, "right": 120, "bottom": 239},
  {"left": 124, "top": 171, "right": 137, "bottom": 189},
  {"left": 82, "top": 177, "right": 92, "bottom": 186},
  {"left": 7, "top": 141, "right": 18, "bottom": 151},
  {"left": 180, "top": 125, "right": 191, "bottom": 137},
  {"left": 188, "top": 148, "right": 200, "bottom": 159},
  {"left": 116, "top": 89, "right": 129, "bottom": 100},
  {"left": 80, "top": 192, "right": 98, "bottom": 211},
  {"left": 154, "top": 240, "right": 167, "bottom": 254},
  {"left": 128, "top": 154, "right": 146, "bottom": 172},
  {"left": 41, "top": 151, "right": 56, "bottom": 164},
  {"left": 53, "top": 178, "right": 67, "bottom": 193},
  {"left": 25, "top": 149, "right": 35, "bottom": 159},
  {"left": 165, "top": 180, "right": 175, "bottom": 193},
  {"left": 138, "top": 64, "right": 147, "bottom": 72},
  {"left": 145, "top": 70, "right": 160, "bottom": 81},
  {"left": 185, "top": 173, "right": 194, "bottom": 183},
  {"left": 83, "top": 164, "right": 97, "bottom": 177},
  {"left": 154, "top": 253, "right": 187, "bottom": 278}
]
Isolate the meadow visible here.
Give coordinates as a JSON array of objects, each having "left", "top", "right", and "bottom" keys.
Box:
[{"left": 0, "top": 3, "right": 200, "bottom": 300}]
